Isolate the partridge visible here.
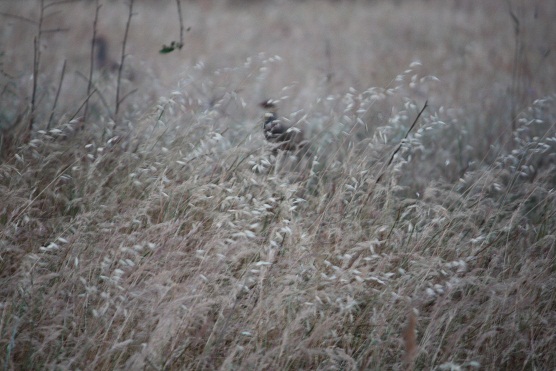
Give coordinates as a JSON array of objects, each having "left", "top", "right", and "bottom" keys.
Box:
[{"left": 260, "top": 100, "right": 305, "bottom": 152}]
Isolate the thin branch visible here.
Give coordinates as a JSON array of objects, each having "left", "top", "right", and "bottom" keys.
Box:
[
  {"left": 42, "top": 27, "right": 70, "bottom": 33},
  {"left": 85, "top": 0, "right": 101, "bottom": 120},
  {"left": 28, "top": 0, "right": 46, "bottom": 140},
  {"left": 68, "top": 88, "right": 97, "bottom": 123},
  {"left": 378, "top": 100, "right": 428, "bottom": 183},
  {"left": 325, "top": 38, "right": 333, "bottom": 83},
  {"left": 176, "top": 0, "right": 184, "bottom": 48},
  {"left": 44, "top": 0, "right": 81, "bottom": 9},
  {"left": 359, "top": 100, "right": 428, "bottom": 212},
  {"left": 115, "top": 0, "right": 135, "bottom": 120},
  {"left": 118, "top": 88, "right": 138, "bottom": 107},
  {"left": 75, "top": 71, "right": 114, "bottom": 122},
  {"left": 0, "top": 11, "right": 37, "bottom": 25},
  {"left": 43, "top": 9, "right": 62, "bottom": 18},
  {"left": 507, "top": 0, "right": 522, "bottom": 131},
  {"left": 47, "top": 59, "right": 66, "bottom": 129}
]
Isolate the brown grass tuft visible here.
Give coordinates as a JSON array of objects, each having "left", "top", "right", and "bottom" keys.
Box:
[{"left": 403, "top": 309, "right": 417, "bottom": 370}]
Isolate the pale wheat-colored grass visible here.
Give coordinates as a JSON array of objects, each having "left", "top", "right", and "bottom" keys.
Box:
[{"left": 1, "top": 1, "right": 555, "bottom": 370}]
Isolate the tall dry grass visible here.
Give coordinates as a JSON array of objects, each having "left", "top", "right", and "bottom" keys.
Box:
[{"left": 1, "top": 0, "right": 555, "bottom": 370}]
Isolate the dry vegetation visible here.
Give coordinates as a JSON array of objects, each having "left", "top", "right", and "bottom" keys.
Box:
[{"left": 1, "top": 0, "right": 555, "bottom": 369}]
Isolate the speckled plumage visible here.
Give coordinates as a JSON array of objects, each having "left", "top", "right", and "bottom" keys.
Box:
[{"left": 260, "top": 101, "right": 305, "bottom": 152}]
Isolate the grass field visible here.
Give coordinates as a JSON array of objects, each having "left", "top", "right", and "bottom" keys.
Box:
[{"left": 1, "top": 0, "right": 555, "bottom": 369}]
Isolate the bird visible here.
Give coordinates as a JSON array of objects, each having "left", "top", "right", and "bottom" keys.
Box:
[
  {"left": 260, "top": 100, "right": 306, "bottom": 152},
  {"left": 94, "top": 35, "right": 120, "bottom": 74}
]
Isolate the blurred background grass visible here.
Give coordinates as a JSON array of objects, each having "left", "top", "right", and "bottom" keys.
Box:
[
  {"left": 1, "top": 0, "right": 554, "bottom": 127},
  {"left": 1, "top": 1, "right": 555, "bottom": 370}
]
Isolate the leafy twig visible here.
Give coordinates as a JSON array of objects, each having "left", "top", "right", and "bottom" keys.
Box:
[{"left": 159, "top": 0, "right": 187, "bottom": 54}]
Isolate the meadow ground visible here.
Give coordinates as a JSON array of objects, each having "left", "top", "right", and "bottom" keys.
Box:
[{"left": 1, "top": 0, "right": 555, "bottom": 369}]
